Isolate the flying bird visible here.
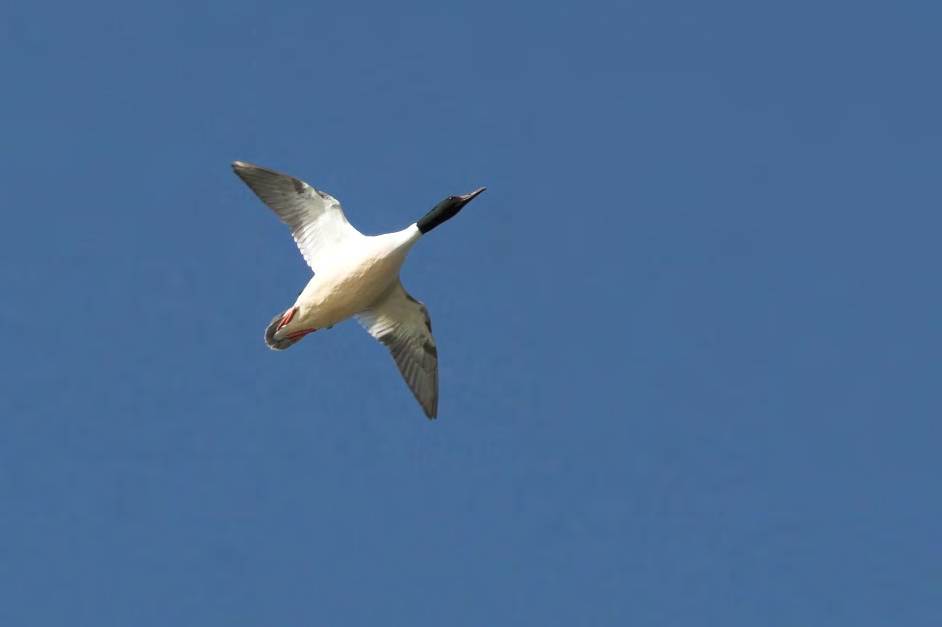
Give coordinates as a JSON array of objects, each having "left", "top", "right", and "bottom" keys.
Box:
[{"left": 232, "top": 161, "right": 485, "bottom": 419}]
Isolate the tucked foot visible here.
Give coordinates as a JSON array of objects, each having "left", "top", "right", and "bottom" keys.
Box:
[
  {"left": 286, "top": 328, "right": 317, "bottom": 341},
  {"left": 276, "top": 306, "right": 298, "bottom": 331},
  {"left": 264, "top": 307, "right": 309, "bottom": 350}
]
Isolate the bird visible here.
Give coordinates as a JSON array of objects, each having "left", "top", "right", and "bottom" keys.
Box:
[{"left": 231, "top": 161, "right": 485, "bottom": 419}]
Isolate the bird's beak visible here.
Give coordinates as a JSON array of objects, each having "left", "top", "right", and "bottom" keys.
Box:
[{"left": 458, "top": 187, "right": 486, "bottom": 204}]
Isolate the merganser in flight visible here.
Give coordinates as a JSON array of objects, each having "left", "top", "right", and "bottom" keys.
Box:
[{"left": 232, "top": 161, "right": 485, "bottom": 419}]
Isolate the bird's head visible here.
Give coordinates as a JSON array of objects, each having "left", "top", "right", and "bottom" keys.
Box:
[{"left": 417, "top": 187, "right": 486, "bottom": 234}]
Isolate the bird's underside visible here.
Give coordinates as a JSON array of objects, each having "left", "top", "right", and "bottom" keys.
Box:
[{"left": 232, "top": 161, "right": 442, "bottom": 418}]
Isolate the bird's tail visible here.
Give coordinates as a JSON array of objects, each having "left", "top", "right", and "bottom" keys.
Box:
[{"left": 264, "top": 311, "right": 305, "bottom": 350}]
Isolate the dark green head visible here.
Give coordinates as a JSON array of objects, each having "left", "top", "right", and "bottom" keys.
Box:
[{"left": 416, "top": 187, "right": 486, "bottom": 234}]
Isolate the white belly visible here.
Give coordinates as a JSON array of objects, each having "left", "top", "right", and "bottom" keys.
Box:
[{"left": 290, "top": 228, "right": 418, "bottom": 330}]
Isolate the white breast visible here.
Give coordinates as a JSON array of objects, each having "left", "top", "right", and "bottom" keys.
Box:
[{"left": 293, "top": 226, "right": 421, "bottom": 328}]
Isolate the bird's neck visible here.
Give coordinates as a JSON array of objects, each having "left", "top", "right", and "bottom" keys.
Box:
[{"left": 417, "top": 199, "right": 462, "bottom": 234}]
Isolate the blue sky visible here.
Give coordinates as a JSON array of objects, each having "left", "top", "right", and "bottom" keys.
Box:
[{"left": 2, "top": 0, "right": 940, "bottom": 624}]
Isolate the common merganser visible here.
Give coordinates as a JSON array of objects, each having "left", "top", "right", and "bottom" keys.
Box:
[{"left": 232, "top": 161, "right": 485, "bottom": 419}]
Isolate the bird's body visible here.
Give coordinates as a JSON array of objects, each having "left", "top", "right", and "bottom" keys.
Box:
[
  {"left": 231, "top": 161, "right": 484, "bottom": 419},
  {"left": 284, "top": 226, "right": 419, "bottom": 333}
]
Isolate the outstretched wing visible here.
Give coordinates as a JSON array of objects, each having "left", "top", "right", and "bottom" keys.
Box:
[
  {"left": 356, "top": 282, "right": 439, "bottom": 419},
  {"left": 232, "top": 161, "right": 364, "bottom": 272}
]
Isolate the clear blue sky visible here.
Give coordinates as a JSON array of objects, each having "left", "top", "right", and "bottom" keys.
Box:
[{"left": 2, "top": 1, "right": 939, "bottom": 624}]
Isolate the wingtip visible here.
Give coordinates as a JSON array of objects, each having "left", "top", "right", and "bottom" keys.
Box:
[{"left": 233, "top": 161, "right": 263, "bottom": 174}]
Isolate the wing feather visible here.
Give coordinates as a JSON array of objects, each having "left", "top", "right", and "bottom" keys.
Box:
[
  {"left": 356, "top": 282, "right": 439, "bottom": 419},
  {"left": 232, "top": 161, "right": 363, "bottom": 272}
]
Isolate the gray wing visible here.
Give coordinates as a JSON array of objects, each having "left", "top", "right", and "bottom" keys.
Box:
[
  {"left": 232, "top": 161, "right": 364, "bottom": 272},
  {"left": 356, "top": 282, "right": 439, "bottom": 419}
]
